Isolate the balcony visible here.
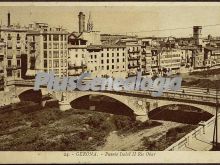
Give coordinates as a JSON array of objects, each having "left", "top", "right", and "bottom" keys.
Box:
[
  {"left": 6, "top": 65, "right": 14, "bottom": 70},
  {"left": 30, "top": 47, "right": 36, "bottom": 52},
  {"left": 16, "top": 43, "right": 21, "bottom": 50},
  {"left": 128, "top": 56, "right": 140, "bottom": 61},
  {"left": 7, "top": 41, "right": 12, "bottom": 49},
  {"left": 68, "top": 71, "right": 81, "bottom": 76},
  {"left": 0, "top": 49, "right": 4, "bottom": 56},
  {"left": 0, "top": 65, "right": 4, "bottom": 72},
  {"left": 7, "top": 52, "right": 13, "bottom": 59},
  {"left": 16, "top": 51, "right": 21, "bottom": 58},
  {"left": 128, "top": 50, "right": 140, "bottom": 53},
  {"left": 68, "top": 64, "right": 87, "bottom": 70},
  {"left": 128, "top": 64, "right": 140, "bottom": 69}
]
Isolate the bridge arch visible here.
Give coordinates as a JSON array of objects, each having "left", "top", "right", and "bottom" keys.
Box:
[
  {"left": 149, "top": 103, "right": 213, "bottom": 124},
  {"left": 69, "top": 94, "right": 135, "bottom": 116},
  {"left": 18, "top": 89, "right": 42, "bottom": 103},
  {"left": 150, "top": 99, "right": 216, "bottom": 115},
  {"left": 52, "top": 91, "right": 149, "bottom": 118}
]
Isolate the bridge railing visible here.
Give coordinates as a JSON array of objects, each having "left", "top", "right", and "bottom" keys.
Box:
[
  {"left": 7, "top": 79, "right": 220, "bottom": 104},
  {"left": 165, "top": 113, "right": 220, "bottom": 151}
]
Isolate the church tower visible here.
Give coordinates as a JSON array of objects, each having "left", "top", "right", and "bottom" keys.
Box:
[{"left": 87, "top": 12, "right": 93, "bottom": 32}]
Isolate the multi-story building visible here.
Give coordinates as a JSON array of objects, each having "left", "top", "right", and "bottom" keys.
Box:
[
  {"left": 101, "top": 43, "right": 127, "bottom": 78},
  {"left": 68, "top": 33, "right": 87, "bottom": 76},
  {"left": 68, "top": 12, "right": 103, "bottom": 78},
  {"left": 120, "top": 38, "right": 141, "bottom": 77},
  {"left": 0, "top": 40, "right": 6, "bottom": 90},
  {"left": 159, "top": 48, "right": 182, "bottom": 75},
  {"left": 0, "top": 24, "right": 28, "bottom": 80},
  {"left": 26, "top": 23, "right": 68, "bottom": 78},
  {"left": 151, "top": 48, "right": 160, "bottom": 75},
  {"left": 204, "top": 46, "right": 220, "bottom": 67}
]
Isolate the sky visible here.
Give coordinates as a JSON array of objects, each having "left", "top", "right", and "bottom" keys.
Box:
[{"left": 1, "top": 3, "right": 220, "bottom": 37}]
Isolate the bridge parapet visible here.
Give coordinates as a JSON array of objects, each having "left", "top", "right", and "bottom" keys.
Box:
[
  {"left": 165, "top": 113, "right": 220, "bottom": 151},
  {"left": 9, "top": 79, "right": 220, "bottom": 105}
]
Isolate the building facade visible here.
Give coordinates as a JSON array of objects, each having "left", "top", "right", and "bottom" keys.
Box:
[
  {"left": 26, "top": 23, "right": 68, "bottom": 77},
  {"left": 0, "top": 25, "right": 27, "bottom": 80}
]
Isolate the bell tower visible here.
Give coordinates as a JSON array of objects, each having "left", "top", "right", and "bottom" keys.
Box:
[{"left": 87, "top": 12, "right": 93, "bottom": 32}]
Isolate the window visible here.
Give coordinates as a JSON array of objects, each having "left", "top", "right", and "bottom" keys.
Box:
[
  {"left": 8, "top": 60, "right": 11, "bottom": 67},
  {"left": 44, "top": 60, "right": 47, "bottom": 68},
  {"left": 123, "top": 53, "right": 125, "bottom": 56},
  {"left": 7, "top": 34, "right": 11, "bottom": 40},
  {"left": 61, "top": 59, "right": 63, "bottom": 67},
  {"left": 53, "top": 51, "right": 59, "bottom": 58},
  {"left": 17, "top": 71, "right": 20, "bottom": 78},
  {"left": 49, "top": 35, "right": 51, "bottom": 41},
  {"left": 44, "top": 43, "right": 47, "bottom": 49},
  {"left": 117, "top": 48, "right": 119, "bottom": 51},
  {"left": 117, "top": 59, "right": 119, "bottom": 62},
  {"left": 123, "top": 58, "right": 125, "bottom": 62},
  {"left": 17, "top": 59, "right": 20, "bottom": 67},
  {"left": 53, "top": 43, "right": 59, "bottom": 49},
  {"left": 44, "top": 51, "right": 47, "bottom": 58},
  {"left": 95, "top": 55, "right": 97, "bottom": 59},
  {"left": 49, "top": 60, "right": 52, "bottom": 67},
  {"left": 75, "top": 49, "right": 78, "bottom": 52},
  {"left": 101, "top": 53, "right": 103, "bottom": 57},
  {"left": 43, "top": 35, "right": 47, "bottom": 41},
  {"left": 112, "top": 59, "right": 114, "bottom": 63},
  {"left": 101, "top": 60, "right": 104, "bottom": 64},
  {"left": 7, "top": 70, "right": 12, "bottom": 77},
  {"left": 53, "top": 35, "right": 59, "bottom": 41},
  {"left": 91, "top": 55, "right": 93, "bottom": 59},
  {"left": 107, "top": 53, "right": 109, "bottom": 57},
  {"left": 107, "top": 65, "right": 109, "bottom": 70},
  {"left": 112, "top": 53, "right": 114, "bottom": 57},
  {"left": 82, "top": 54, "right": 84, "bottom": 58},
  {"left": 107, "top": 48, "right": 109, "bottom": 51},
  {"left": 17, "top": 34, "right": 20, "bottom": 40},
  {"left": 117, "top": 53, "right": 119, "bottom": 57},
  {"left": 107, "top": 59, "right": 109, "bottom": 63},
  {"left": 53, "top": 60, "right": 59, "bottom": 67},
  {"left": 112, "top": 65, "right": 114, "bottom": 69},
  {"left": 49, "top": 43, "right": 52, "bottom": 49},
  {"left": 49, "top": 51, "right": 52, "bottom": 58},
  {"left": 76, "top": 54, "right": 78, "bottom": 58}
]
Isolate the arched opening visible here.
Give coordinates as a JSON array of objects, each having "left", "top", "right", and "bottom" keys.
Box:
[
  {"left": 70, "top": 94, "right": 134, "bottom": 117},
  {"left": 18, "top": 89, "right": 42, "bottom": 103},
  {"left": 149, "top": 104, "right": 213, "bottom": 124}
]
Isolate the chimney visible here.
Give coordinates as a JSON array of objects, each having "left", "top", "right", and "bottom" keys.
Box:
[
  {"left": 78, "top": 12, "right": 85, "bottom": 33},
  {"left": 7, "top": 12, "right": 10, "bottom": 27}
]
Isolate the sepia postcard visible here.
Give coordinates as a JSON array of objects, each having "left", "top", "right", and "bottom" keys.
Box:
[{"left": 0, "top": 1, "right": 220, "bottom": 164}]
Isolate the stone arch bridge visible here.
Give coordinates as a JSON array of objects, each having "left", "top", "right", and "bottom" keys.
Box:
[{"left": 12, "top": 84, "right": 219, "bottom": 121}]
